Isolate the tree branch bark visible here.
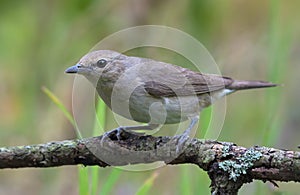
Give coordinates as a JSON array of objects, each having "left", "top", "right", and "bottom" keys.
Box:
[{"left": 1, "top": 129, "right": 299, "bottom": 194}]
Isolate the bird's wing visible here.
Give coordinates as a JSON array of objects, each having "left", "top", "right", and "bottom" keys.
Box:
[{"left": 143, "top": 63, "right": 233, "bottom": 97}]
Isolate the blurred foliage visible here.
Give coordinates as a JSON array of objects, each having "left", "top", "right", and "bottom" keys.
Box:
[{"left": 0, "top": 0, "right": 300, "bottom": 194}]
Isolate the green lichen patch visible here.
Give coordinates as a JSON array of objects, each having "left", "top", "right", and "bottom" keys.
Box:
[
  {"left": 221, "top": 145, "right": 232, "bottom": 158},
  {"left": 218, "top": 148, "right": 262, "bottom": 181}
]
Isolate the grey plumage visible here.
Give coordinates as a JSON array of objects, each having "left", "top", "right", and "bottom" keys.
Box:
[{"left": 65, "top": 50, "right": 277, "bottom": 152}]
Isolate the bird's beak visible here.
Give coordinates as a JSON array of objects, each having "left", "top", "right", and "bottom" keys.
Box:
[{"left": 65, "top": 64, "right": 81, "bottom": 74}]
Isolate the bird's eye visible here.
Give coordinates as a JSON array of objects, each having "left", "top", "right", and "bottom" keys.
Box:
[{"left": 96, "top": 59, "right": 107, "bottom": 68}]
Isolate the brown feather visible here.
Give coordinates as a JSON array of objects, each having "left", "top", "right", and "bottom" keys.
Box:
[{"left": 144, "top": 70, "right": 234, "bottom": 97}]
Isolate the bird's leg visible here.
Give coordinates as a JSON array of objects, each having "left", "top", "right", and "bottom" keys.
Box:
[{"left": 175, "top": 116, "right": 199, "bottom": 154}]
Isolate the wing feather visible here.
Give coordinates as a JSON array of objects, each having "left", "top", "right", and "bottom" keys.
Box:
[{"left": 143, "top": 64, "right": 233, "bottom": 97}]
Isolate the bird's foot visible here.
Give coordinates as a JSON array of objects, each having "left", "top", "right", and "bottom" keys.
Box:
[
  {"left": 116, "top": 127, "right": 146, "bottom": 139},
  {"left": 174, "top": 133, "right": 191, "bottom": 155},
  {"left": 100, "top": 128, "right": 124, "bottom": 147},
  {"left": 100, "top": 127, "right": 126, "bottom": 143},
  {"left": 173, "top": 116, "right": 198, "bottom": 155},
  {"left": 100, "top": 127, "right": 146, "bottom": 146},
  {"left": 116, "top": 127, "right": 125, "bottom": 140}
]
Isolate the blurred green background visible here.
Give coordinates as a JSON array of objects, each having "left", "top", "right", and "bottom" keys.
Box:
[{"left": 0, "top": 0, "right": 300, "bottom": 194}]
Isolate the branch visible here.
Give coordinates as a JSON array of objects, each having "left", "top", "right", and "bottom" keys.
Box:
[{"left": 0, "top": 129, "right": 299, "bottom": 194}]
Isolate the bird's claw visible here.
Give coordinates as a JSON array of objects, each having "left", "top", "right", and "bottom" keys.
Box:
[
  {"left": 115, "top": 127, "right": 145, "bottom": 139},
  {"left": 100, "top": 131, "right": 110, "bottom": 147},
  {"left": 116, "top": 127, "right": 124, "bottom": 140},
  {"left": 100, "top": 128, "right": 125, "bottom": 147},
  {"left": 100, "top": 127, "right": 147, "bottom": 146},
  {"left": 175, "top": 133, "right": 191, "bottom": 154}
]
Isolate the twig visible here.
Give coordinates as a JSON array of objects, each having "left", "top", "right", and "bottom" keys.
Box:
[{"left": 0, "top": 129, "right": 299, "bottom": 194}]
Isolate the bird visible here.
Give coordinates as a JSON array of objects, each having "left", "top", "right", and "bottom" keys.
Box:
[{"left": 65, "top": 50, "right": 277, "bottom": 152}]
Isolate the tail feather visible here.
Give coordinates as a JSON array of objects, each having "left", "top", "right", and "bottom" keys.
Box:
[{"left": 227, "top": 80, "right": 278, "bottom": 90}]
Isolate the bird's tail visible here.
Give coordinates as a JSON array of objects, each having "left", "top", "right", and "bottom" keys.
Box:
[{"left": 227, "top": 80, "right": 278, "bottom": 90}]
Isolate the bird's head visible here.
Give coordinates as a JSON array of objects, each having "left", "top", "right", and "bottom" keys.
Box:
[{"left": 65, "top": 50, "right": 126, "bottom": 84}]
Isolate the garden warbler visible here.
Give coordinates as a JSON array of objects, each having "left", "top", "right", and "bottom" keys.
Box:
[{"left": 66, "top": 50, "right": 276, "bottom": 151}]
